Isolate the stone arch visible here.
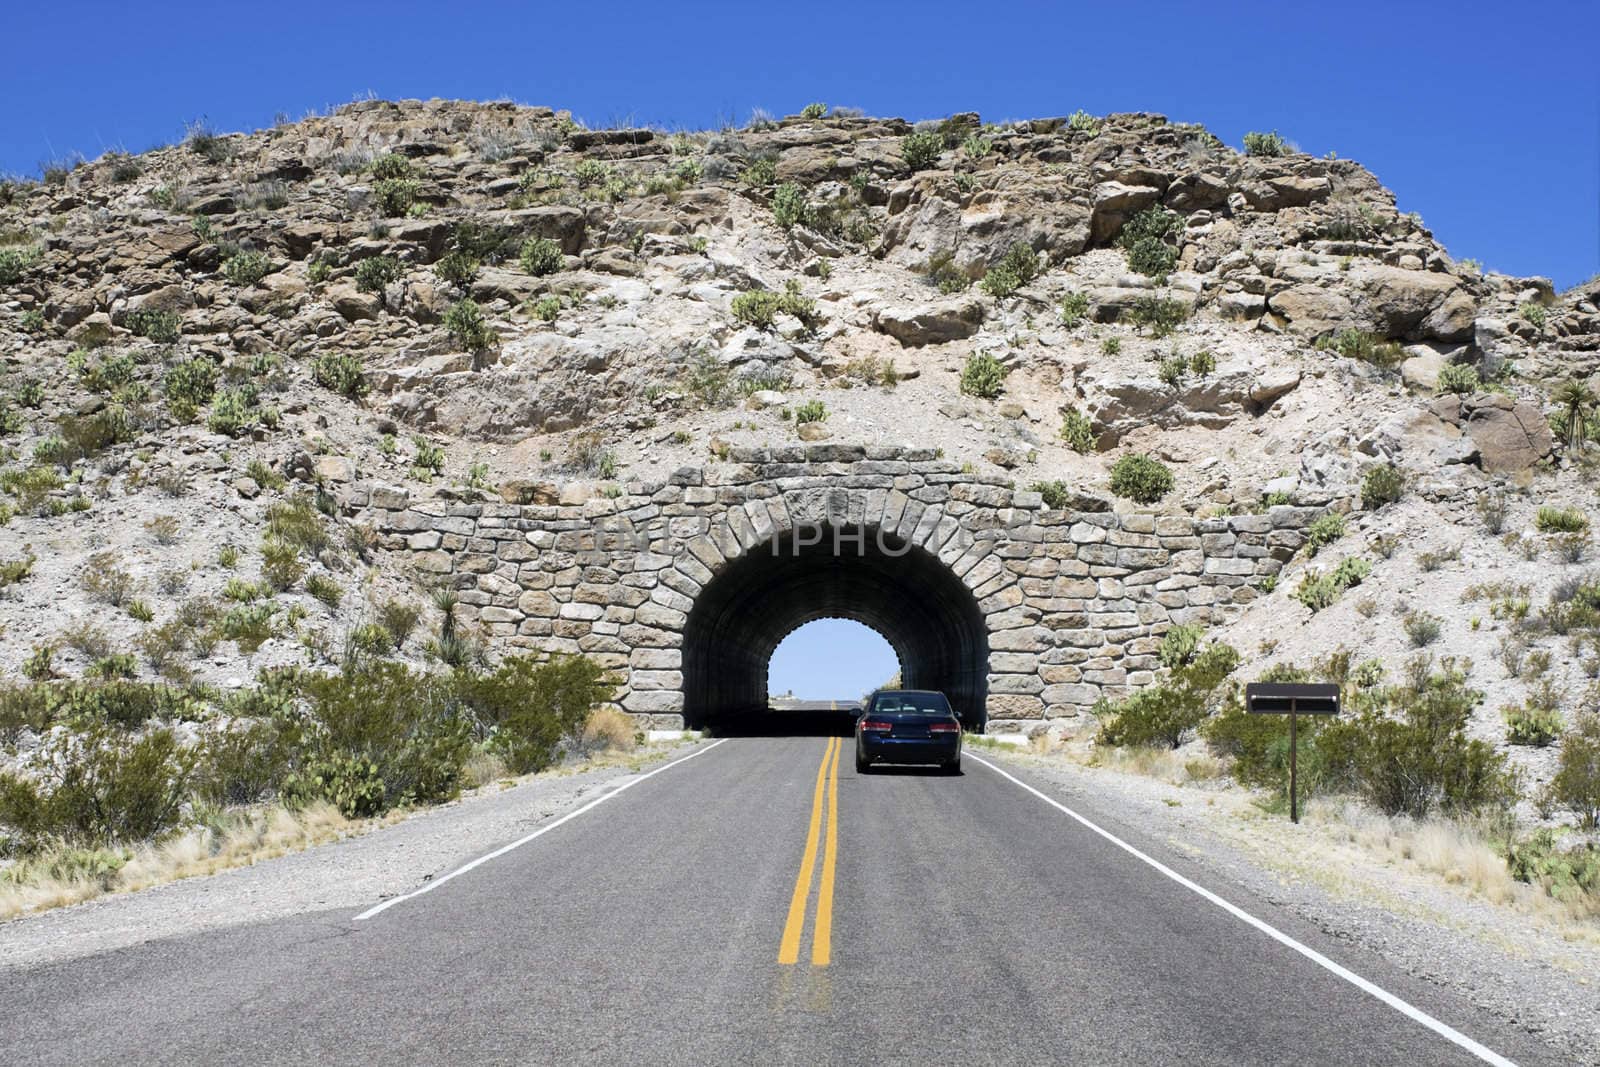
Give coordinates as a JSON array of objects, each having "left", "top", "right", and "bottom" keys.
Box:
[{"left": 680, "top": 520, "right": 992, "bottom": 730}]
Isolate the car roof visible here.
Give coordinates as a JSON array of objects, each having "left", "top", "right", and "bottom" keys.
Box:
[{"left": 872, "top": 689, "right": 945, "bottom": 696}]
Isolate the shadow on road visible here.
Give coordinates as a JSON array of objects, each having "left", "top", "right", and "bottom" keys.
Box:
[{"left": 701, "top": 701, "right": 860, "bottom": 737}]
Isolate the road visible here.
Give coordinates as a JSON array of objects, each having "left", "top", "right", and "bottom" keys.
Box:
[{"left": 0, "top": 737, "right": 1556, "bottom": 1065}]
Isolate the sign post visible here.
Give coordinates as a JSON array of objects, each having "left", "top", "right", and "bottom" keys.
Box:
[{"left": 1243, "top": 682, "right": 1340, "bottom": 823}]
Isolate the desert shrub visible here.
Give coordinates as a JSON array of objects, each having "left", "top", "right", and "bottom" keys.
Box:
[
  {"left": 463, "top": 655, "right": 616, "bottom": 774},
  {"left": 1200, "top": 664, "right": 1324, "bottom": 793},
  {"left": 1117, "top": 207, "right": 1182, "bottom": 280},
  {"left": 1108, "top": 453, "right": 1174, "bottom": 504},
  {"left": 313, "top": 352, "right": 367, "bottom": 399},
  {"left": 368, "top": 153, "right": 413, "bottom": 180},
  {"left": 531, "top": 295, "right": 561, "bottom": 322},
  {"left": 206, "top": 387, "right": 262, "bottom": 436},
  {"left": 81, "top": 553, "right": 136, "bottom": 607},
  {"left": 794, "top": 400, "right": 827, "bottom": 424},
  {"left": 739, "top": 158, "right": 777, "bottom": 188},
  {"left": 1435, "top": 363, "right": 1480, "bottom": 395},
  {"left": 1059, "top": 291, "right": 1090, "bottom": 328},
  {"left": 520, "top": 237, "right": 564, "bottom": 276},
  {"left": 260, "top": 537, "right": 305, "bottom": 592},
  {"left": 1294, "top": 557, "right": 1370, "bottom": 612},
  {"left": 1504, "top": 703, "right": 1564, "bottom": 747},
  {"left": 1318, "top": 329, "right": 1404, "bottom": 369},
  {"left": 1189, "top": 349, "right": 1217, "bottom": 376},
  {"left": 411, "top": 436, "right": 446, "bottom": 480},
  {"left": 1060, "top": 408, "right": 1094, "bottom": 453},
  {"left": 1361, "top": 464, "right": 1404, "bottom": 510},
  {"left": 0, "top": 554, "right": 33, "bottom": 588},
  {"left": 1030, "top": 481, "right": 1071, "bottom": 510},
  {"left": 291, "top": 662, "right": 473, "bottom": 816},
  {"left": 434, "top": 251, "right": 480, "bottom": 289},
  {"left": 771, "top": 182, "right": 808, "bottom": 230},
  {"left": 1547, "top": 713, "right": 1600, "bottom": 827},
  {"left": 1304, "top": 512, "right": 1346, "bottom": 556},
  {"left": 575, "top": 706, "right": 639, "bottom": 755},
  {"left": 901, "top": 130, "right": 945, "bottom": 171},
  {"left": 305, "top": 574, "right": 342, "bottom": 609},
  {"left": 1536, "top": 506, "right": 1589, "bottom": 534},
  {"left": 0, "top": 725, "right": 196, "bottom": 848},
  {"left": 1157, "top": 355, "right": 1186, "bottom": 388},
  {"left": 195, "top": 714, "right": 302, "bottom": 807},
  {"left": 978, "top": 245, "right": 1041, "bottom": 300},
  {"left": 353, "top": 256, "right": 402, "bottom": 294},
  {"left": 924, "top": 252, "right": 968, "bottom": 294},
  {"left": 1316, "top": 665, "right": 1515, "bottom": 819},
  {"left": 1130, "top": 296, "right": 1188, "bottom": 337},
  {"left": 222, "top": 250, "right": 272, "bottom": 287},
  {"left": 163, "top": 357, "right": 217, "bottom": 420},
  {"left": 959, "top": 352, "right": 1007, "bottom": 399},
  {"left": 220, "top": 603, "right": 277, "bottom": 655},
  {"left": 800, "top": 102, "right": 828, "bottom": 120},
  {"left": 1096, "top": 639, "right": 1240, "bottom": 749},
  {"left": 1243, "top": 130, "right": 1288, "bottom": 157},
  {"left": 266, "top": 496, "right": 331, "bottom": 556},
  {"left": 1506, "top": 829, "right": 1600, "bottom": 904},
  {"left": 730, "top": 282, "right": 820, "bottom": 332},
  {"left": 372, "top": 178, "right": 418, "bottom": 217},
  {"left": 444, "top": 299, "right": 495, "bottom": 352},
  {"left": 126, "top": 307, "right": 181, "bottom": 343},
  {"left": 0, "top": 245, "right": 43, "bottom": 286},
  {"left": 378, "top": 600, "right": 422, "bottom": 650}
]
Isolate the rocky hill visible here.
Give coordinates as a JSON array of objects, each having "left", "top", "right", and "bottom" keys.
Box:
[{"left": 3, "top": 98, "right": 1600, "bottom": 810}]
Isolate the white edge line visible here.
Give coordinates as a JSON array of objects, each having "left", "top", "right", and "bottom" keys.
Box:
[
  {"left": 966, "top": 753, "right": 1517, "bottom": 1067},
  {"left": 354, "top": 738, "right": 729, "bottom": 922}
]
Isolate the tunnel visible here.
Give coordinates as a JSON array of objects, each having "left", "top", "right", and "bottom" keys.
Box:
[{"left": 681, "top": 523, "right": 989, "bottom": 733}]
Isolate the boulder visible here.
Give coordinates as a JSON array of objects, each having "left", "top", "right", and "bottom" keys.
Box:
[
  {"left": 500, "top": 480, "right": 559, "bottom": 505},
  {"left": 327, "top": 283, "right": 380, "bottom": 322},
  {"left": 1090, "top": 182, "right": 1162, "bottom": 243},
  {"left": 1461, "top": 394, "right": 1555, "bottom": 472},
  {"left": 873, "top": 297, "right": 984, "bottom": 347}
]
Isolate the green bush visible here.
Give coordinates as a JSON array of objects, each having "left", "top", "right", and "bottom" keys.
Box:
[
  {"left": 1317, "top": 329, "right": 1404, "bottom": 369},
  {"left": 1243, "top": 130, "right": 1289, "bottom": 157},
  {"left": 0, "top": 725, "right": 196, "bottom": 848},
  {"left": 978, "top": 245, "right": 1041, "bottom": 300},
  {"left": 1108, "top": 453, "right": 1174, "bottom": 504},
  {"left": 464, "top": 655, "right": 615, "bottom": 774},
  {"left": 1030, "top": 481, "right": 1071, "bottom": 510},
  {"left": 800, "top": 102, "right": 828, "bottom": 120},
  {"left": 901, "top": 130, "right": 945, "bottom": 171},
  {"left": 164, "top": 357, "right": 217, "bottom": 420},
  {"left": 444, "top": 299, "right": 495, "bottom": 352},
  {"left": 1317, "top": 664, "right": 1514, "bottom": 819},
  {"left": 292, "top": 662, "right": 474, "bottom": 816},
  {"left": 353, "top": 256, "right": 402, "bottom": 293},
  {"left": 195, "top": 714, "right": 302, "bottom": 807},
  {"left": 1304, "top": 512, "right": 1346, "bottom": 556},
  {"left": 313, "top": 352, "right": 367, "bottom": 399},
  {"left": 771, "top": 182, "right": 808, "bottom": 230},
  {"left": 1361, "top": 464, "right": 1404, "bottom": 510},
  {"left": 1535, "top": 506, "right": 1589, "bottom": 534},
  {"left": 730, "top": 283, "right": 820, "bottom": 332},
  {"left": 1295, "top": 557, "right": 1370, "bottom": 612},
  {"left": 1060, "top": 408, "right": 1095, "bottom": 453},
  {"left": 1504, "top": 704, "right": 1564, "bottom": 747},
  {"left": 1131, "top": 296, "right": 1188, "bottom": 337},
  {"left": 520, "top": 237, "right": 564, "bottom": 276},
  {"left": 794, "top": 400, "right": 827, "bottom": 424},
  {"left": 1506, "top": 828, "right": 1600, "bottom": 904},
  {"left": 1157, "top": 355, "right": 1186, "bottom": 388},
  {"left": 127, "top": 308, "right": 181, "bottom": 343},
  {"left": 0, "top": 245, "right": 43, "bottom": 285},
  {"left": 434, "top": 251, "right": 479, "bottom": 289},
  {"left": 1201, "top": 664, "right": 1323, "bottom": 793},
  {"left": 372, "top": 178, "right": 419, "bottom": 217},
  {"left": 1547, "top": 713, "right": 1600, "bottom": 827},
  {"left": 223, "top": 250, "right": 272, "bottom": 287},
  {"left": 1096, "top": 640, "right": 1240, "bottom": 749},
  {"left": 1403, "top": 611, "right": 1443, "bottom": 647},
  {"left": 378, "top": 600, "right": 423, "bottom": 650},
  {"left": 1117, "top": 207, "right": 1182, "bottom": 280},
  {"left": 1059, "top": 291, "right": 1090, "bottom": 328},
  {"left": 531, "top": 295, "right": 561, "bottom": 322},
  {"left": 1189, "top": 349, "right": 1217, "bottom": 376},
  {"left": 364, "top": 153, "right": 410, "bottom": 180},
  {"left": 959, "top": 352, "right": 1007, "bottom": 399},
  {"left": 260, "top": 536, "right": 305, "bottom": 592},
  {"left": 739, "top": 158, "right": 777, "bottom": 188},
  {"left": 1435, "top": 363, "right": 1480, "bottom": 395}
]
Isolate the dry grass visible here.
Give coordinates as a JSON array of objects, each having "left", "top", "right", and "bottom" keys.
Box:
[
  {"left": 1309, "top": 800, "right": 1521, "bottom": 906},
  {"left": 577, "top": 706, "right": 640, "bottom": 755},
  {"left": 0, "top": 802, "right": 358, "bottom": 921}
]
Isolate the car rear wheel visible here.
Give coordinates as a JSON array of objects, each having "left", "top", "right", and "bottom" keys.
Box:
[
  {"left": 942, "top": 759, "right": 961, "bottom": 775},
  {"left": 855, "top": 749, "right": 869, "bottom": 774}
]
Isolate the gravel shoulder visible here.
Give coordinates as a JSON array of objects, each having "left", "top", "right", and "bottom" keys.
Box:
[
  {"left": 981, "top": 744, "right": 1600, "bottom": 1066},
  {"left": 0, "top": 738, "right": 705, "bottom": 972}
]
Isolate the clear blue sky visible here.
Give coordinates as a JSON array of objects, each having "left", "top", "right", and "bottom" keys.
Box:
[
  {"left": 3, "top": 1, "right": 1597, "bottom": 286},
  {"left": 770, "top": 620, "right": 898, "bottom": 700}
]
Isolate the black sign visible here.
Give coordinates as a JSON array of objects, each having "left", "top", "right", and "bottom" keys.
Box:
[{"left": 1245, "top": 682, "right": 1340, "bottom": 716}]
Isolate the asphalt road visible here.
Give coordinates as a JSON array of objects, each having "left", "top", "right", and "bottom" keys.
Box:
[{"left": 0, "top": 737, "right": 1558, "bottom": 1065}]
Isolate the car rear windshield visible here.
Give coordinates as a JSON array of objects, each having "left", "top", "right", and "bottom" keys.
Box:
[{"left": 871, "top": 693, "right": 952, "bottom": 715}]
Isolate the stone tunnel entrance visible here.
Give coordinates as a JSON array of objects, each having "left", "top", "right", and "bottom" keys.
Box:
[{"left": 681, "top": 523, "right": 990, "bottom": 733}]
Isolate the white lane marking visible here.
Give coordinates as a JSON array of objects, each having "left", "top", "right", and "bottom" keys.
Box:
[
  {"left": 354, "top": 739, "right": 729, "bottom": 922},
  {"left": 967, "top": 754, "right": 1517, "bottom": 1067}
]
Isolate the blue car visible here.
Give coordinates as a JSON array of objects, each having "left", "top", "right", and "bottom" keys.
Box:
[{"left": 855, "top": 689, "right": 963, "bottom": 774}]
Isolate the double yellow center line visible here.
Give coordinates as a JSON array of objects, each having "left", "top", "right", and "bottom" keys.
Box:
[{"left": 778, "top": 736, "right": 840, "bottom": 967}]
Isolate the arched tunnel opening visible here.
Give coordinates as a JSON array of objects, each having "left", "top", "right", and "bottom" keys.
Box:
[{"left": 681, "top": 524, "right": 989, "bottom": 735}]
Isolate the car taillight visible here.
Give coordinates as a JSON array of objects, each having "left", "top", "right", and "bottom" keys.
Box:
[
  {"left": 860, "top": 719, "right": 893, "bottom": 733},
  {"left": 928, "top": 722, "right": 960, "bottom": 733}
]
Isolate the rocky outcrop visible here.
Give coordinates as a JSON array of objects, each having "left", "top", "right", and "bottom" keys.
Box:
[{"left": 1432, "top": 393, "right": 1555, "bottom": 472}]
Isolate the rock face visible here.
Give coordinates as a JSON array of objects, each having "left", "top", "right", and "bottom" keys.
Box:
[
  {"left": 351, "top": 446, "right": 1312, "bottom": 731},
  {"left": 873, "top": 297, "right": 984, "bottom": 346},
  {"left": 1431, "top": 394, "right": 1555, "bottom": 472}
]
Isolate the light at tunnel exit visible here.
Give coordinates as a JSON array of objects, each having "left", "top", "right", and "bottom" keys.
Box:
[{"left": 768, "top": 619, "right": 899, "bottom": 701}]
